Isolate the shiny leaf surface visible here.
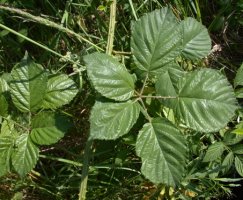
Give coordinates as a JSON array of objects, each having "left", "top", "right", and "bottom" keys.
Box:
[
  {"left": 156, "top": 69, "right": 238, "bottom": 132},
  {"left": 85, "top": 52, "right": 135, "bottom": 101},
  {"left": 131, "top": 7, "right": 181, "bottom": 74},
  {"left": 12, "top": 134, "right": 39, "bottom": 177},
  {"left": 90, "top": 101, "right": 140, "bottom": 140},
  {"left": 42, "top": 74, "right": 78, "bottom": 109},
  {"left": 181, "top": 17, "right": 211, "bottom": 60},
  {"left": 10, "top": 57, "right": 47, "bottom": 112},
  {"left": 136, "top": 118, "right": 187, "bottom": 186}
]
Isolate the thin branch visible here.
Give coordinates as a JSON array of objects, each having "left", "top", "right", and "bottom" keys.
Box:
[
  {"left": 139, "top": 73, "right": 149, "bottom": 96},
  {"left": 0, "top": 4, "right": 103, "bottom": 51},
  {"left": 106, "top": 0, "right": 117, "bottom": 55}
]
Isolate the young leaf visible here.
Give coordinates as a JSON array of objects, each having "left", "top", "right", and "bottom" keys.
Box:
[
  {"left": 30, "top": 112, "right": 72, "bottom": 145},
  {"left": 10, "top": 57, "right": 47, "bottom": 112},
  {"left": 90, "top": 101, "right": 140, "bottom": 140},
  {"left": 84, "top": 52, "right": 135, "bottom": 101},
  {"left": 231, "top": 144, "right": 243, "bottom": 154},
  {"left": 0, "top": 136, "right": 14, "bottom": 176},
  {"left": 234, "top": 63, "right": 243, "bottom": 87},
  {"left": 181, "top": 17, "right": 211, "bottom": 60},
  {"left": 222, "top": 151, "right": 234, "bottom": 174},
  {"left": 42, "top": 74, "right": 78, "bottom": 109},
  {"left": 131, "top": 7, "right": 182, "bottom": 74},
  {"left": 0, "top": 119, "right": 17, "bottom": 138},
  {"left": 224, "top": 131, "right": 243, "bottom": 145},
  {"left": 136, "top": 118, "right": 187, "bottom": 186},
  {"left": 235, "top": 156, "right": 243, "bottom": 177},
  {"left": 12, "top": 134, "right": 39, "bottom": 177},
  {"left": 203, "top": 142, "right": 225, "bottom": 162},
  {"left": 156, "top": 69, "right": 238, "bottom": 132}
]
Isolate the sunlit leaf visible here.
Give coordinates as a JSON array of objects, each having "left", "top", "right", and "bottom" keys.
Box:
[
  {"left": 10, "top": 56, "right": 47, "bottom": 112},
  {"left": 42, "top": 74, "right": 78, "bottom": 109},
  {"left": 131, "top": 7, "right": 182, "bottom": 74},
  {"left": 156, "top": 69, "right": 238, "bottom": 132},
  {"left": 84, "top": 52, "right": 135, "bottom": 101},
  {"left": 90, "top": 101, "right": 140, "bottom": 140},
  {"left": 30, "top": 112, "right": 72, "bottom": 145},
  {"left": 12, "top": 134, "right": 39, "bottom": 177},
  {"left": 136, "top": 118, "right": 187, "bottom": 186}
]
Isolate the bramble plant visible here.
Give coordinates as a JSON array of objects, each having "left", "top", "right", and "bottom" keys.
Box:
[
  {"left": 0, "top": 5, "right": 243, "bottom": 200},
  {"left": 84, "top": 7, "right": 239, "bottom": 187},
  {"left": 0, "top": 53, "right": 78, "bottom": 177}
]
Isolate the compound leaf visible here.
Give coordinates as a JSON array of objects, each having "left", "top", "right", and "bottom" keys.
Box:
[
  {"left": 203, "top": 142, "right": 225, "bottom": 162},
  {"left": 131, "top": 7, "right": 182, "bottom": 74},
  {"left": 30, "top": 112, "right": 72, "bottom": 145},
  {"left": 181, "top": 17, "right": 211, "bottom": 60},
  {"left": 85, "top": 52, "right": 135, "bottom": 101},
  {"left": 42, "top": 74, "right": 78, "bottom": 109},
  {"left": 90, "top": 101, "right": 140, "bottom": 140},
  {"left": 156, "top": 69, "right": 238, "bottom": 132},
  {"left": 136, "top": 118, "right": 187, "bottom": 186},
  {"left": 10, "top": 57, "right": 47, "bottom": 112},
  {"left": 12, "top": 134, "right": 39, "bottom": 177}
]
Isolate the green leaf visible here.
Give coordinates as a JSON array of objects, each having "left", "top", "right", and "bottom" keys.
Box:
[
  {"left": 0, "top": 119, "right": 17, "bottom": 138},
  {"left": 10, "top": 57, "right": 47, "bottom": 112},
  {"left": 234, "top": 63, "right": 243, "bottom": 87},
  {"left": 131, "top": 7, "right": 182, "bottom": 74},
  {"left": 231, "top": 144, "right": 243, "bottom": 154},
  {"left": 90, "top": 101, "right": 140, "bottom": 140},
  {"left": 156, "top": 69, "right": 238, "bottom": 132},
  {"left": 224, "top": 132, "right": 243, "bottom": 145},
  {"left": 12, "top": 134, "right": 39, "bottom": 177},
  {"left": 30, "top": 112, "right": 72, "bottom": 145},
  {"left": 42, "top": 74, "right": 78, "bottom": 109},
  {"left": 235, "top": 156, "right": 243, "bottom": 177},
  {"left": 222, "top": 151, "right": 234, "bottom": 174},
  {"left": 181, "top": 17, "right": 211, "bottom": 60},
  {"left": 84, "top": 52, "right": 135, "bottom": 101},
  {"left": 0, "top": 94, "right": 8, "bottom": 116},
  {"left": 0, "top": 136, "right": 14, "bottom": 176},
  {"left": 235, "top": 88, "right": 243, "bottom": 98},
  {"left": 203, "top": 142, "right": 225, "bottom": 162},
  {"left": 136, "top": 118, "right": 187, "bottom": 186}
]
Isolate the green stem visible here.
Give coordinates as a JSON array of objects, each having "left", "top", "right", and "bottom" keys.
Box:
[
  {"left": 106, "top": 0, "right": 117, "bottom": 55},
  {"left": 128, "top": 0, "right": 138, "bottom": 20},
  {"left": 0, "top": 23, "right": 82, "bottom": 68},
  {"left": 39, "top": 154, "right": 83, "bottom": 167},
  {"left": 0, "top": 4, "right": 103, "bottom": 51},
  {"left": 78, "top": 139, "right": 93, "bottom": 200}
]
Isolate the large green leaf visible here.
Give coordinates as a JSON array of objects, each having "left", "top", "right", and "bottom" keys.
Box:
[
  {"left": 90, "top": 101, "right": 140, "bottom": 140},
  {"left": 42, "top": 74, "right": 78, "bottom": 109},
  {"left": 30, "top": 112, "right": 72, "bottom": 145},
  {"left": 131, "top": 7, "right": 182, "bottom": 74},
  {"left": 234, "top": 63, "right": 243, "bottom": 87},
  {"left": 203, "top": 142, "right": 225, "bottom": 162},
  {"left": 10, "top": 57, "right": 47, "bottom": 112},
  {"left": 12, "top": 134, "right": 39, "bottom": 177},
  {"left": 84, "top": 53, "right": 135, "bottom": 101},
  {"left": 156, "top": 69, "right": 238, "bottom": 132},
  {"left": 0, "top": 136, "right": 14, "bottom": 176},
  {"left": 136, "top": 118, "right": 187, "bottom": 186},
  {"left": 181, "top": 17, "right": 211, "bottom": 60}
]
